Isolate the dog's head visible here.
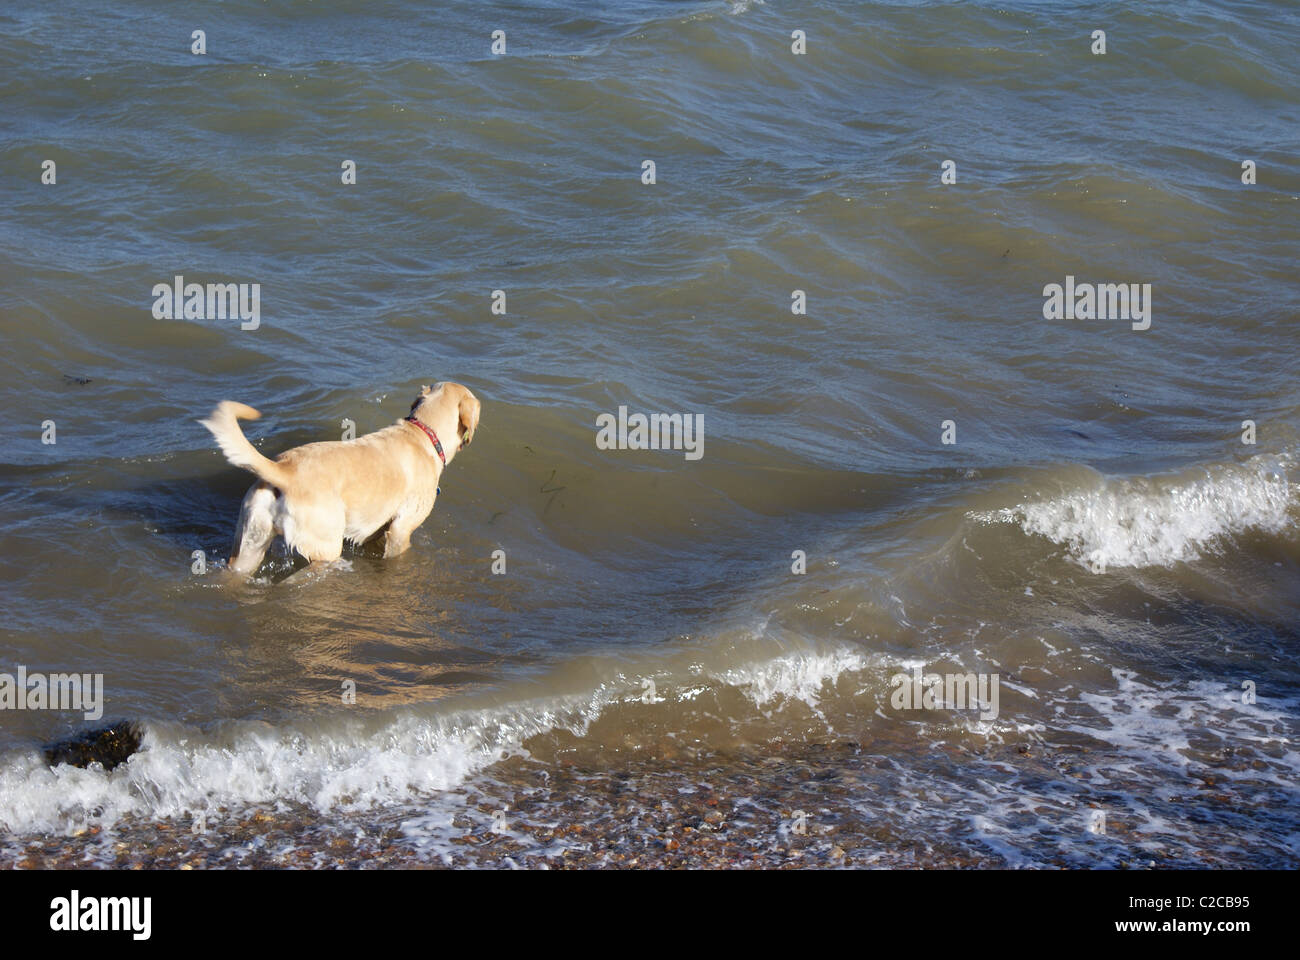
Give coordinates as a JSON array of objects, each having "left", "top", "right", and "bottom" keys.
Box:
[{"left": 409, "top": 381, "right": 481, "bottom": 461}]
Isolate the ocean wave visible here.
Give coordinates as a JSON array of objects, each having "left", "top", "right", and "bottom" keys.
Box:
[
  {"left": 969, "top": 454, "right": 1293, "bottom": 572},
  {"left": 0, "top": 641, "right": 870, "bottom": 836}
]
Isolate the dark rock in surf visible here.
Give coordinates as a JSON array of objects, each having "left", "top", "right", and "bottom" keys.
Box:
[{"left": 43, "top": 721, "right": 142, "bottom": 771}]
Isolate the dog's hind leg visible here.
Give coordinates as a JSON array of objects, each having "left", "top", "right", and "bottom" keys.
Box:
[
  {"left": 278, "top": 507, "right": 347, "bottom": 586},
  {"left": 229, "top": 482, "right": 278, "bottom": 577}
]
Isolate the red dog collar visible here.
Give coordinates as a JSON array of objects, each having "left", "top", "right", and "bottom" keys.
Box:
[{"left": 405, "top": 416, "right": 446, "bottom": 465}]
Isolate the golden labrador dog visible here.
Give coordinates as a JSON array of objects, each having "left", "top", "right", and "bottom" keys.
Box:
[{"left": 201, "top": 382, "right": 480, "bottom": 577}]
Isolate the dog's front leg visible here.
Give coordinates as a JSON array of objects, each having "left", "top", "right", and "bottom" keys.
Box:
[
  {"left": 382, "top": 500, "right": 434, "bottom": 558},
  {"left": 382, "top": 526, "right": 414, "bottom": 558}
]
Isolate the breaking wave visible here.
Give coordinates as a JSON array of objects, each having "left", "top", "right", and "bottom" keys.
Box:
[
  {"left": 0, "top": 642, "right": 870, "bottom": 836},
  {"left": 970, "top": 454, "right": 1293, "bottom": 572}
]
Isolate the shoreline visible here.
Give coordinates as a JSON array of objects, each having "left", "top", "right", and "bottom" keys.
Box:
[{"left": 1, "top": 739, "right": 1249, "bottom": 870}]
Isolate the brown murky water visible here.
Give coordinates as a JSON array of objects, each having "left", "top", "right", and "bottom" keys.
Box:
[{"left": 1, "top": 0, "right": 1297, "bottom": 868}]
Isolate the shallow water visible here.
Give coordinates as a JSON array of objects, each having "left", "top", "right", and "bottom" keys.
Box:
[{"left": 1, "top": 0, "right": 1297, "bottom": 867}]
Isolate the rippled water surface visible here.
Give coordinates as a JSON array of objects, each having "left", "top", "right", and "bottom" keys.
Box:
[{"left": 0, "top": 0, "right": 1297, "bottom": 867}]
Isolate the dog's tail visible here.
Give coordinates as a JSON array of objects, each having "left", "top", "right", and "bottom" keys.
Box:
[{"left": 199, "top": 401, "right": 291, "bottom": 488}]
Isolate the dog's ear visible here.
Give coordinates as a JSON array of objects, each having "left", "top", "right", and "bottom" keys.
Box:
[
  {"left": 410, "top": 384, "right": 436, "bottom": 415},
  {"left": 457, "top": 391, "right": 481, "bottom": 446}
]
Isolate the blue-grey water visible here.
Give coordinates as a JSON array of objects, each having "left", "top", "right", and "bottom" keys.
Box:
[{"left": 0, "top": 0, "right": 1297, "bottom": 867}]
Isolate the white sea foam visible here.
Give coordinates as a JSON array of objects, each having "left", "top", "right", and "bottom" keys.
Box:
[
  {"left": 1071, "top": 670, "right": 1300, "bottom": 775},
  {"left": 0, "top": 640, "right": 872, "bottom": 836},
  {"left": 971, "top": 455, "right": 1292, "bottom": 571},
  {"left": 0, "top": 695, "right": 603, "bottom": 836},
  {"left": 712, "top": 647, "right": 868, "bottom": 712},
  {"left": 845, "top": 671, "right": 1300, "bottom": 867}
]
